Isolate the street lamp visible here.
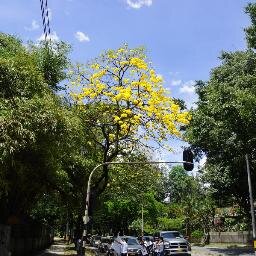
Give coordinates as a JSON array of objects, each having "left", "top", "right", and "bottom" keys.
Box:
[{"left": 81, "top": 159, "right": 194, "bottom": 249}]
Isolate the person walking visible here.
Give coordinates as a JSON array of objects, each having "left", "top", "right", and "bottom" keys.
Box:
[
  {"left": 153, "top": 237, "right": 164, "bottom": 256},
  {"left": 153, "top": 237, "right": 159, "bottom": 256},
  {"left": 121, "top": 238, "right": 128, "bottom": 256},
  {"left": 140, "top": 238, "right": 149, "bottom": 256},
  {"left": 158, "top": 237, "right": 164, "bottom": 256},
  {"left": 145, "top": 237, "right": 153, "bottom": 256}
]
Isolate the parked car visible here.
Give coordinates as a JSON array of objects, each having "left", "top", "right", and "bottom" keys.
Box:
[
  {"left": 110, "top": 236, "right": 143, "bottom": 256},
  {"left": 154, "top": 231, "right": 191, "bottom": 255},
  {"left": 91, "top": 235, "right": 101, "bottom": 248},
  {"left": 120, "top": 236, "right": 142, "bottom": 256}
]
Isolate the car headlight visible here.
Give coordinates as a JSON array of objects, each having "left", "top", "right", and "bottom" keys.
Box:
[{"left": 164, "top": 242, "right": 170, "bottom": 248}]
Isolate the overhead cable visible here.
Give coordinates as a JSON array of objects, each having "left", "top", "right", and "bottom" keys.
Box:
[{"left": 39, "top": 0, "right": 51, "bottom": 41}]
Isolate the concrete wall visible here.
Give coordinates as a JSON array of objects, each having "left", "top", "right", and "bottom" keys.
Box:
[
  {"left": 209, "top": 231, "right": 253, "bottom": 244},
  {"left": 0, "top": 224, "right": 54, "bottom": 256}
]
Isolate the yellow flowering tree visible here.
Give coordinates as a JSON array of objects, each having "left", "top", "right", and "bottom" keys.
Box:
[{"left": 69, "top": 45, "right": 191, "bottom": 196}]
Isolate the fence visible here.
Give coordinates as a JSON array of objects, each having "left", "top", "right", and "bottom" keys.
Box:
[{"left": 0, "top": 224, "right": 54, "bottom": 256}]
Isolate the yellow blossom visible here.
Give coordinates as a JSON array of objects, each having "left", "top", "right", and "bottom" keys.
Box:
[
  {"left": 109, "top": 133, "right": 115, "bottom": 141},
  {"left": 121, "top": 113, "right": 128, "bottom": 118},
  {"left": 91, "top": 63, "right": 100, "bottom": 69},
  {"left": 130, "top": 57, "right": 148, "bottom": 70}
]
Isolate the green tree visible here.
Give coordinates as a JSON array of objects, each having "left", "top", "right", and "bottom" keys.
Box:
[
  {"left": 0, "top": 33, "right": 83, "bottom": 223},
  {"left": 184, "top": 3, "right": 256, "bottom": 230},
  {"left": 186, "top": 50, "right": 256, "bottom": 214},
  {"left": 167, "top": 166, "right": 215, "bottom": 236},
  {"left": 68, "top": 45, "right": 191, "bottom": 206},
  {"left": 245, "top": 3, "right": 256, "bottom": 49},
  {"left": 91, "top": 152, "right": 167, "bottom": 234}
]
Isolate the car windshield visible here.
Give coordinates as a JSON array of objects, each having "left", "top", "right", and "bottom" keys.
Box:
[
  {"left": 161, "top": 232, "right": 182, "bottom": 239},
  {"left": 144, "top": 236, "right": 153, "bottom": 241},
  {"left": 126, "top": 238, "right": 140, "bottom": 245}
]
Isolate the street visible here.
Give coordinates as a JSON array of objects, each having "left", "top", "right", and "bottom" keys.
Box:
[
  {"left": 191, "top": 245, "right": 255, "bottom": 256},
  {"left": 34, "top": 238, "right": 255, "bottom": 256}
]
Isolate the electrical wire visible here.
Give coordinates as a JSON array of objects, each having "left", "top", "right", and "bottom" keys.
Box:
[{"left": 39, "top": 0, "right": 51, "bottom": 41}]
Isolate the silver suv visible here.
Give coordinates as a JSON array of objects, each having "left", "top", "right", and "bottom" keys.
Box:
[{"left": 156, "top": 231, "right": 191, "bottom": 255}]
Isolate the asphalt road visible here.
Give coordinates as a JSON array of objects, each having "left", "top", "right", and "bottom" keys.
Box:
[{"left": 191, "top": 245, "right": 255, "bottom": 256}]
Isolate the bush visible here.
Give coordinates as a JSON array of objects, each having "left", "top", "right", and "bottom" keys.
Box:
[{"left": 191, "top": 230, "right": 204, "bottom": 239}]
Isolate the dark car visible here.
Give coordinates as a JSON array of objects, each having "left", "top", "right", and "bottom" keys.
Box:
[
  {"left": 154, "top": 231, "right": 191, "bottom": 255},
  {"left": 120, "top": 236, "right": 142, "bottom": 256}
]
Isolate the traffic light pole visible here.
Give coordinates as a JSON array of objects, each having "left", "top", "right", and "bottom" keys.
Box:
[
  {"left": 82, "top": 160, "right": 193, "bottom": 250},
  {"left": 245, "top": 154, "right": 256, "bottom": 255}
]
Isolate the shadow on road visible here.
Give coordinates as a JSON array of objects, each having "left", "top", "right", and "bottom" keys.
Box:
[
  {"left": 32, "top": 238, "right": 76, "bottom": 256},
  {"left": 207, "top": 247, "right": 254, "bottom": 255}
]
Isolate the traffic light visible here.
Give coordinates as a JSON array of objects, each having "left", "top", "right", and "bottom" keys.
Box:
[{"left": 183, "top": 148, "right": 194, "bottom": 171}]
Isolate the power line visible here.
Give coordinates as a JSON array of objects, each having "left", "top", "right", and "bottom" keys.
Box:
[{"left": 39, "top": 0, "right": 51, "bottom": 41}]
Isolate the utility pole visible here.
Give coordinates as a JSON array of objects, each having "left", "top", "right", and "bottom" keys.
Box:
[
  {"left": 245, "top": 154, "right": 256, "bottom": 255},
  {"left": 141, "top": 204, "right": 144, "bottom": 237}
]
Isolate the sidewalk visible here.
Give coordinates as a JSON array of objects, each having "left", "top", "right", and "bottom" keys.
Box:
[{"left": 35, "top": 237, "right": 77, "bottom": 256}]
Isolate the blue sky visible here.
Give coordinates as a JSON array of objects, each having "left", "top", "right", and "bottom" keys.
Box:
[{"left": 1, "top": 0, "right": 251, "bottom": 167}]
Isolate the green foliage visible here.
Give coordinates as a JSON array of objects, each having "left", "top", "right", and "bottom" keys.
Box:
[
  {"left": 157, "top": 217, "right": 184, "bottom": 231},
  {"left": 92, "top": 154, "right": 166, "bottom": 234},
  {"left": 166, "top": 166, "right": 216, "bottom": 235},
  {"left": 186, "top": 50, "right": 256, "bottom": 215},
  {"left": 29, "top": 41, "right": 70, "bottom": 91},
  {"left": 191, "top": 230, "right": 204, "bottom": 239},
  {"left": 168, "top": 166, "right": 194, "bottom": 203},
  {"left": 222, "top": 218, "right": 249, "bottom": 232},
  {"left": 245, "top": 3, "right": 256, "bottom": 49},
  {"left": 0, "top": 33, "right": 85, "bottom": 224}
]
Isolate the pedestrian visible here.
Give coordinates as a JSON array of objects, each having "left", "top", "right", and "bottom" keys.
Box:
[
  {"left": 121, "top": 238, "right": 128, "bottom": 256},
  {"left": 140, "top": 238, "right": 149, "bottom": 256},
  {"left": 153, "top": 237, "right": 159, "bottom": 256},
  {"left": 76, "top": 238, "right": 83, "bottom": 256},
  {"left": 153, "top": 237, "right": 164, "bottom": 256},
  {"left": 145, "top": 237, "right": 153, "bottom": 255},
  {"left": 158, "top": 237, "right": 164, "bottom": 256},
  {"left": 111, "top": 237, "right": 122, "bottom": 256}
]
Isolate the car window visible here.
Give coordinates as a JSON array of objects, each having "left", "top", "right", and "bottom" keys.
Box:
[
  {"left": 126, "top": 238, "right": 140, "bottom": 245},
  {"left": 161, "top": 232, "right": 182, "bottom": 239}
]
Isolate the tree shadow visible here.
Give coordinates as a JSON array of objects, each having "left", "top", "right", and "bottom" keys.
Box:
[{"left": 207, "top": 247, "right": 254, "bottom": 255}]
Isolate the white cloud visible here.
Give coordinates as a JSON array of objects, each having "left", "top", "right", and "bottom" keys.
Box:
[
  {"left": 25, "top": 20, "right": 39, "bottom": 31},
  {"left": 37, "top": 31, "right": 59, "bottom": 42},
  {"left": 170, "top": 79, "right": 182, "bottom": 86},
  {"left": 179, "top": 80, "right": 196, "bottom": 94},
  {"left": 75, "top": 31, "right": 90, "bottom": 42},
  {"left": 126, "top": 0, "right": 153, "bottom": 9}
]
